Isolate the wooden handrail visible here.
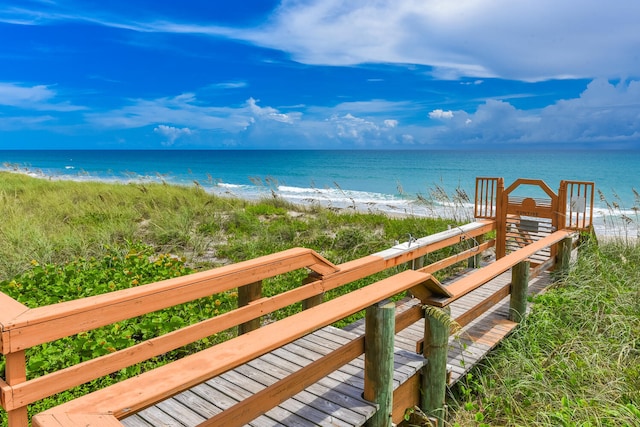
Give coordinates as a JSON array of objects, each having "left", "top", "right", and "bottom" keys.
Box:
[
  {"left": 423, "top": 229, "right": 575, "bottom": 307},
  {"left": 373, "top": 220, "right": 495, "bottom": 263},
  {"left": 2, "top": 247, "right": 338, "bottom": 352},
  {"left": 0, "top": 220, "right": 497, "bottom": 416},
  {"left": 4, "top": 281, "right": 329, "bottom": 410},
  {"left": 32, "top": 269, "right": 437, "bottom": 426}
]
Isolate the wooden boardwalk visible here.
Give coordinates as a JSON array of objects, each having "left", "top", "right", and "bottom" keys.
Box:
[
  {"left": 121, "top": 267, "right": 553, "bottom": 427},
  {"left": 2, "top": 178, "right": 593, "bottom": 427}
]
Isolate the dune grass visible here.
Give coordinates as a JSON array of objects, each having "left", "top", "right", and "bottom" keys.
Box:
[
  {"left": 0, "top": 172, "right": 454, "bottom": 282},
  {"left": 448, "top": 239, "right": 640, "bottom": 426}
]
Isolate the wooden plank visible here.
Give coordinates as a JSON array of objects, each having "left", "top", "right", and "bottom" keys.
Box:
[
  {"left": 260, "top": 333, "right": 423, "bottom": 425},
  {"left": 297, "top": 333, "right": 349, "bottom": 354},
  {"left": 254, "top": 356, "right": 374, "bottom": 421},
  {"left": 32, "top": 413, "right": 122, "bottom": 427},
  {"left": 228, "top": 372, "right": 353, "bottom": 427},
  {"left": 172, "top": 390, "right": 222, "bottom": 419},
  {"left": 391, "top": 372, "right": 421, "bottom": 426},
  {"left": 219, "top": 369, "right": 355, "bottom": 427},
  {"left": 207, "top": 376, "right": 310, "bottom": 427},
  {"left": 191, "top": 383, "right": 241, "bottom": 411},
  {"left": 187, "top": 375, "right": 286, "bottom": 427},
  {"left": 40, "top": 269, "right": 432, "bottom": 421},
  {"left": 278, "top": 340, "right": 382, "bottom": 388},
  {"left": 200, "top": 344, "right": 364, "bottom": 427},
  {"left": 312, "top": 327, "right": 357, "bottom": 346},
  {"left": 135, "top": 405, "right": 187, "bottom": 427},
  {"left": 268, "top": 347, "right": 368, "bottom": 401},
  {"left": 156, "top": 399, "right": 207, "bottom": 426},
  {"left": 120, "top": 415, "right": 153, "bottom": 427},
  {"left": 234, "top": 363, "right": 364, "bottom": 426},
  {"left": 454, "top": 283, "right": 511, "bottom": 328}
]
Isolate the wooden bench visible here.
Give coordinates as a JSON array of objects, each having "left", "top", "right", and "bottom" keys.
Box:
[{"left": 31, "top": 269, "right": 446, "bottom": 427}]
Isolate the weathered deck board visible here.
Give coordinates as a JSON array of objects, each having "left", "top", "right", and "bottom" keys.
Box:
[{"left": 122, "top": 267, "right": 553, "bottom": 427}]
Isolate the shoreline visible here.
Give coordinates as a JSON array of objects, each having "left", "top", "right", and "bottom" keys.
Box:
[{"left": 2, "top": 167, "right": 638, "bottom": 241}]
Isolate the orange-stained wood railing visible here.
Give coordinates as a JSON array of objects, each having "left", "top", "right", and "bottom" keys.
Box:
[
  {"left": 0, "top": 177, "right": 594, "bottom": 427},
  {"left": 1, "top": 222, "right": 493, "bottom": 427}
]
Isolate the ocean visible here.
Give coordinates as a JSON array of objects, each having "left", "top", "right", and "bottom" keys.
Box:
[{"left": 2, "top": 150, "right": 639, "bottom": 236}]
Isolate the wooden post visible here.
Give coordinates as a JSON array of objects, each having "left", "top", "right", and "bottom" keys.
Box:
[
  {"left": 413, "top": 256, "right": 425, "bottom": 270},
  {"left": 409, "top": 257, "right": 425, "bottom": 299},
  {"left": 468, "top": 234, "right": 485, "bottom": 269},
  {"left": 302, "top": 273, "right": 323, "bottom": 310},
  {"left": 421, "top": 306, "right": 450, "bottom": 425},
  {"left": 509, "top": 260, "right": 530, "bottom": 322},
  {"left": 238, "top": 281, "right": 262, "bottom": 335},
  {"left": 495, "top": 178, "right": 506, "bottom": 259},
  {"left": 557, "top": 236, "right": 572, "bottom": 276},
  {"left": 364, "top": 300, "right": 395, "bottom": 427},
  {"left": 6, "top": 351, "right": 29, "bottom": 427}
]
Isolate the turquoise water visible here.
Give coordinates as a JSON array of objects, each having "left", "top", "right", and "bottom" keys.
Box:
[{"left": 2, "top": 150, "right": 639, "bottom": 235}]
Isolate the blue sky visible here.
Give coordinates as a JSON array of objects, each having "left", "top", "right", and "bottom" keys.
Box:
[{"left": 1, "top": 0, "right": 639, "bottom": 150}]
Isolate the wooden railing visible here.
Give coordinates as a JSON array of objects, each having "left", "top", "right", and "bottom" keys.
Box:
[
  {"left": 1, "top": 221, "right": 496, "bottom": 427},
  {"left": 2, "top": 175, "right": 593, "bottom": 427}
]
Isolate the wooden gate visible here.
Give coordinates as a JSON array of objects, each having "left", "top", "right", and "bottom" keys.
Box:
[{"left": 475, "top": 177, "right": 594, "bottom": 263}]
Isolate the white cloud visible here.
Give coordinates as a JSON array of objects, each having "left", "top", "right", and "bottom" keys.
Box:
[
  {"left": 324, "top": 113, "right": 405, "bottom": 146},
  {"left": 154, "top": 125, "right": 192, "bottom": 146},
  {"left": 83, "top": 93, "right": 309, "bottom": 146},
  {"left": 421, "top": 79, "right": 640, "bottom": 147},
  {"left": 0, "top": 115, "right": 55, "bottom": 131},
  {"left": 461, "top": 80, "right": 484, "bottom": 86},
  {"left": 246, "top": 97, "right": 297, "bottom": 124},
  {"left": 207, "top": 81, "right": 248, "bottom": 90},
  {"left": 402, "top": 134, "right": 415, "bottom": 144},
  {"left": 237, "top": 0, "right": 640, "bottom": 81},
  {"left": 77, "top": 79, "right": 640, "bottom": 148},
  {"left": 307, "top": 99, "right": 414, "bottom": 117},
  {"left": 0, "top": 82, "right": 85, "bottom": 111},
  {"left": 429, "top": 109, "right": 454, "bottom": 120},
  {"left": 85, "top": 93, "right": 252, "bottom": 131},
  {"left": 5, "top": 2, "right": 638, "bottom": 82}
]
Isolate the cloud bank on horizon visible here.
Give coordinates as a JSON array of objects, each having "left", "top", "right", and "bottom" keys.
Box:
[{"left": 0, "top": 0, "right": 639, "bottom": 149}]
